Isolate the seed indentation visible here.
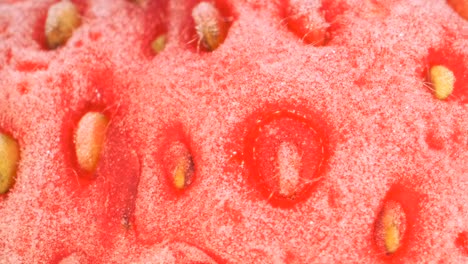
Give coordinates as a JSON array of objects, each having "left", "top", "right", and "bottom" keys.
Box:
[
  {"left": 286, "top": 0, "right": 329, "bottom": 46},
  {"left": 244, "top": 110, "right": 328, "bottom": 206}
]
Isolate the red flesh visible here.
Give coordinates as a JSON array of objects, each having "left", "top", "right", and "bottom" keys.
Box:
[{"left": 0, "top": 0, "right": 466, "bottom": 263}]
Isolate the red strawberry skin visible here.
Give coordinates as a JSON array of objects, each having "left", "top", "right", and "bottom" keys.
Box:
[{"left": 0, "top": 0, "right": 467, "bottom": 263}]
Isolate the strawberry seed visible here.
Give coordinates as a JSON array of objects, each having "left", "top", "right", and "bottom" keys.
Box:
[
  {"left": 192, "top": 2, "right": 228, "bottom": 51},
  {"left": 374, "top": 200, "right": 406, "bottom": 255},
  {"left": 0, "top": 133, "right": 20, "bottom": 194},
  {"left": 45, "top": 0, "right": 81, "bottom": 49},
  {"left": 74, "top": 112, "right": 109, "bottom": 173},
  {"left": 165, "top": 141, "right": 194, "bottom": 190},
  {"left": 430, "top": 65, "right": 455, "bottom": 100},
  {"left": 151, "top": 34, "right": 167, "bottom": 54}
]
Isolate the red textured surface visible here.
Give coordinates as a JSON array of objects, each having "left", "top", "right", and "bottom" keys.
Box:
[{"left": 0, "top": 0, "right": 467, "bottom": 263}]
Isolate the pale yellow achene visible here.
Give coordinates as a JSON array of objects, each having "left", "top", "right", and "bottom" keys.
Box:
[
  {"left": 375, "top": 201, "right": 406, "bottom": 255},
  {"left": 0, "top": 134, "right": 20, "bottom": 194},
  {"left": 74, "top": 112, "right": 109, "bottom": 173},
  {"left": 430, "top": 65, "right": 455, "bottom": 100}
]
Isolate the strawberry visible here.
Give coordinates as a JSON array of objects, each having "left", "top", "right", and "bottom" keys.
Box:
[{"left": 0, "top": 0, "right": 467, "bottom": 263}]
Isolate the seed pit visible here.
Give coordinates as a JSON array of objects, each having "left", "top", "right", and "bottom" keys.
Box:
[
  {"left": 285, "top": 0, "right": 330, "bottom": 46},
  {"left": 74, "top": 112, "right": 109, "bottom": 174},
  {"left": 244, "top": 110, "right": 329, "bottom": 207},
  {"left": 0, "top": 133, "right": 20, "bottom": 194},
  {"left": 425, "top": 130, "right": 446, "bottom": 150},
  {"left": 129, "top": 0, "right": 169, "bottom": 57},
  {"left": 45, "top": 0, "right": 82, "bottom": 49}
]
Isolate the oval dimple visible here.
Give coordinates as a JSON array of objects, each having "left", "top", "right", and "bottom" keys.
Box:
[
  {"left": 244, "top": 110, "right": 328, "bottom": 206},
  {"left": 286, "top": 0, "right": 330, "bottom": 46}
]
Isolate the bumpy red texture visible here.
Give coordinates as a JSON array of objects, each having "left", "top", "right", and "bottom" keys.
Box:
[{"left": 0, "top": 0, "right": 466, "bottom": 263}]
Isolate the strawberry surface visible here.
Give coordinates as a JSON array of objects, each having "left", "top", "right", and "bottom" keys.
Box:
[{"left": 0, "top": 0, "right": 467, "bottom": 263}]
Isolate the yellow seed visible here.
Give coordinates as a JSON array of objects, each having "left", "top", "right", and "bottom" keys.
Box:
[
  {"left": 375, "top": 201, "right": 406, "bottom": 255},
  {"left": 192, "top": 2, "right": 227, "bottom": 51},
  {"left": 381, "top": 210, "right": 400, "bottom": 253},
  {"left": 165, "top": 142, "right": 194, "bottom": 190},
  {"left": 0, "top": 134, "right": 20, "bottom": 194},
  {"left": 45, "top": 0, "right": 81, "bottom": 49},
  {"left": 151, "top": 34, "right": 166, "bottom": 54},
  {"left": 430, "top": 65, "right": 456, "bottom": 100},
  {"left": 173, "top": 153, "right": 194, "bottom": 190},
  {"left": 74, "top": 112, "right": 109, "bottom": 173}
]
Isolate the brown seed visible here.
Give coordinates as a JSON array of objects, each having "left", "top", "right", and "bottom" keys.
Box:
[
  {"left": 192, "top": 2, "right": 227, "bottom": 51},
  {"left": 430, "top": 65, "right": 455, "bottom": 100},
  {"left": 375, "top": 201, "right": 406, "bottom": 255},
  {"left": 0, "top": 133, "right": 20, "bottom": 194},
  {"left": 74, "top": 112, "right": 109, "bottom": 173},
  {"left": 45, "top": 0, "right": 81, "bottom": 49}
]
